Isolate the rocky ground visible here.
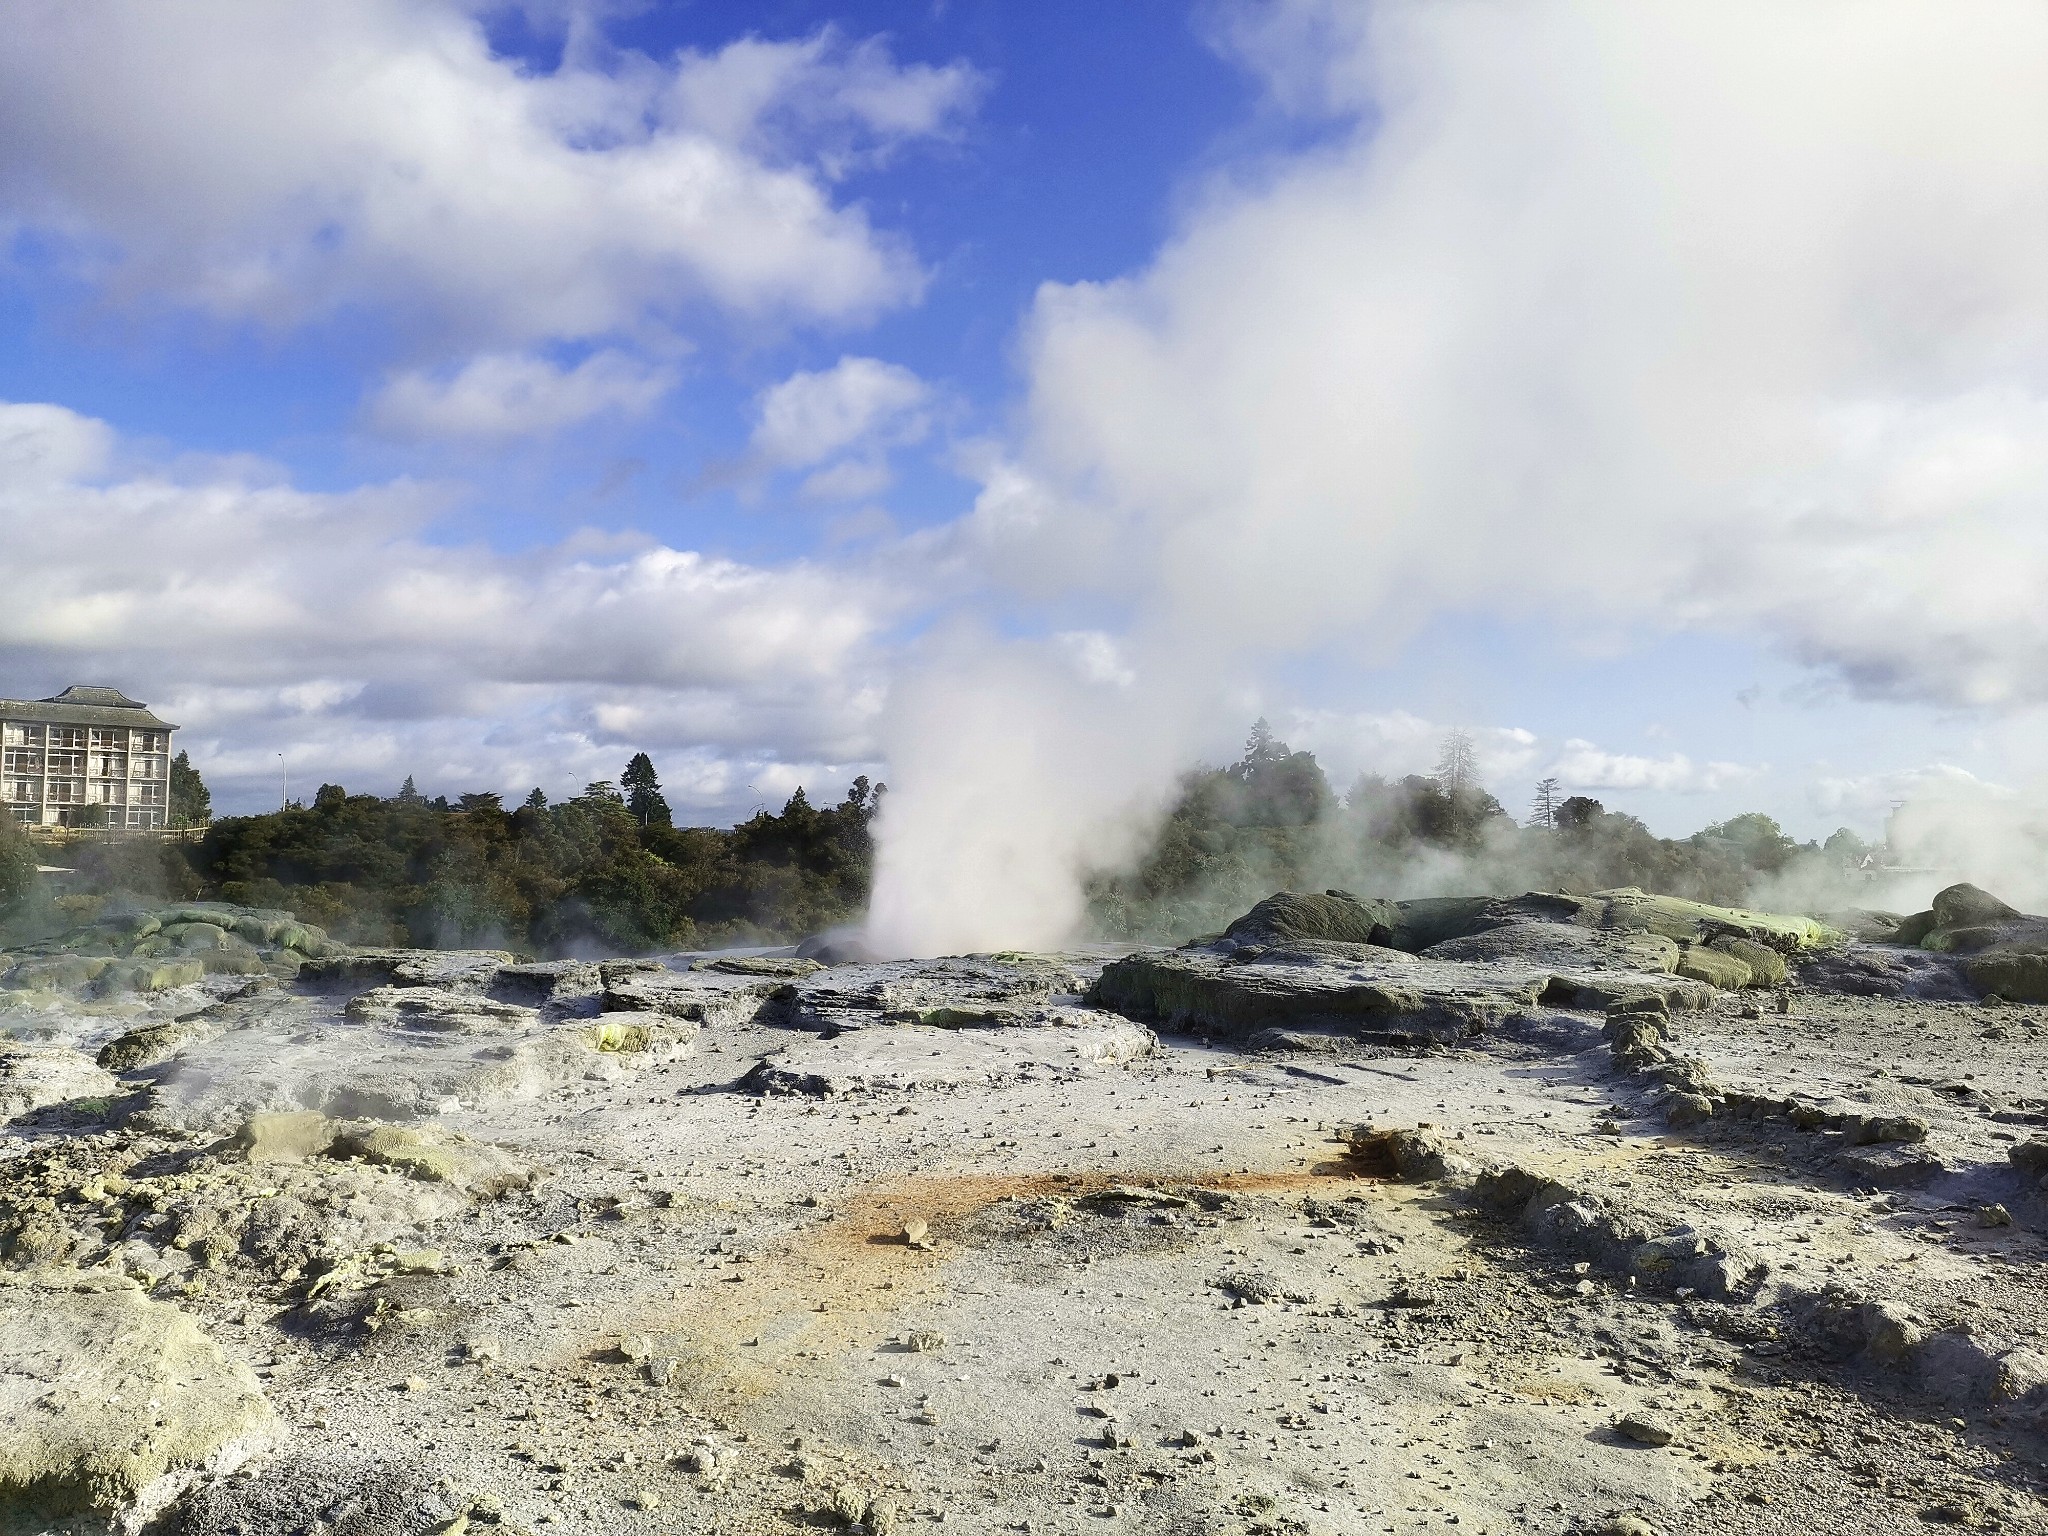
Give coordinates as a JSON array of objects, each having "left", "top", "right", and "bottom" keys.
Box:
[{"left": 3, "top": 888, "right": 2047, "bottom": 1536}]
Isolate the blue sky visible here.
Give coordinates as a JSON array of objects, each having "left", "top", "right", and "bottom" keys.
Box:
[{"left": 3, "top": 0, "right": 2046, "bottom": 861}]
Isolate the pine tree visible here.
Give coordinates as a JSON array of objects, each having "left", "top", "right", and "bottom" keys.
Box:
[
  {"left": 523, "top": 787, "right": 548, "bottom": 811},
  {"left": 1528, "top": 776, "right": 1561, "bottom": 830},
  {"left": 1244, "top": 717, "right": 1282, "bottom": 765},
  {"left": 620, "top": 753, "right": 671, "bottom": 827},
  {"left": 169, "top": 750, "right": 212, "bottom": 827},
  {"left": 1435, "top": 730, "right": 1477, "bottom": 796},
  {"left": 395, "top": 775, "right": 424, "bottom": 805}
]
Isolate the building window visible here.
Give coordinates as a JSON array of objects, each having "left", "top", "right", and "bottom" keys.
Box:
[
  {"left": 47, "top": 727, "right": 84, "bottom": 750},
  {"left": 9, "top": 807, "right": 35, "bottom": 826},
  {"left": 2, "top": 749, "right": 39, "bottom": 774},
  {"left": 134, "top": 782, "right": 164, "bottom": 806},
  {"left": 4, "top": 779, "right": 39, "bottom": 803},
  {"left": 2, "top": 723, "right": 38, "bottom": 747}
]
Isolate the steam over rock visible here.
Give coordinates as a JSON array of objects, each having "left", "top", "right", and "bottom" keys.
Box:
[{"left": 1091, "top": 885, "right": 1843, "bottom": 1043}]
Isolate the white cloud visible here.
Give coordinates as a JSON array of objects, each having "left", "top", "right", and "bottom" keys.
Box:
[
  {"left": 800, "top": 458, "right": 896, "bottom": 503},
  {"left": 1549, "top": 740, "right": 1759, "bottom": 796},
  {"left": 0, "top": 5, "right": 978, "bottom": 348},
  {"left": 751, "top": 355, "right": 931, "bottom": 469},
  {"left": 1284, "top": 709, "right": 1539, "bottom": 788},
  {"left": 969, "top": 0, "right": 2048, "bottom": 709},
  {"left": 367, "top": 350, "right": 676, "bottom": 440},
  {"left": 668, "top": 27, "right": 983, "bottom": 177},
  {"left": 1810, "top": 762, "right": 2007, "bottom": 823},
  {"left": 0, "top": 402, "right": 114, "bottom": 487},
  {"left": 0, "top": 399, "right": 897, "bottom": 813}
]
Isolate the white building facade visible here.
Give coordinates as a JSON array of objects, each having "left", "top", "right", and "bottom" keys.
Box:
[{"left": 1, "top": 686, "right": 178, "bottom": 830}]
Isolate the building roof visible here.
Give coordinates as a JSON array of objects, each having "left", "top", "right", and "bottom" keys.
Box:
[{"left": 0, "top": 685, "right": 178, "bottom": 732}]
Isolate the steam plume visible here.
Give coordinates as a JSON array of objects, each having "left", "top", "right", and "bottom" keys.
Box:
[{"left": 869, "top": 1, "right": 2048, "bottom": 955}]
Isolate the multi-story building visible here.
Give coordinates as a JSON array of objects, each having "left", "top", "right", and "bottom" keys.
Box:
[{"left": 1, "top": 686, "right": 178, "bottom": 830}]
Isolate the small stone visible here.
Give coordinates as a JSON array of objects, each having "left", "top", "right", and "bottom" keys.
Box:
[
  {"left": 901, "top": 1220, "right": 933, "bottom": 1251},
  {"left": 618, "top": 1333, "right": 653, "bottom": 1364},
  {"left": 404, "top": 1375, "right": 430, "bottom": 1393},
  {"left": 829, "top": 1482, "right": 868, "bottom": 1525},
  {"left": 464, "top": 1337, "right": 503, "bottom": 1363},
  {"left": 1977, "top": 1204, "right": 2012, "bottom": 1228},
  {"left": 628, "top": 1488, "right": 660, "bottom": 1512},
  {"left": 1614, "top": 1412, "right": 1674, "bottom": 1447},
  {"left": 1597, "top": 1516, "right": 1660, "bottom": 1536},
  {"left": 906, "top": 1329, "right": 946, "bottom": 1353},
  {"left": 645, "top": 1355, "right": 678, "bottom": 1386}
]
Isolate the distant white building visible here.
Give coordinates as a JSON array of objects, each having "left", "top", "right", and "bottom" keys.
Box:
[{"left": 1, "top": 686, "right": 177, "bottom": 830}]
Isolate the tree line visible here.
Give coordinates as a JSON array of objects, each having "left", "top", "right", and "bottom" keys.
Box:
[
  {"left": 5, "top": 724, "right": 1884, "bottom": 954},
  {"left": 1085, "top": 721, "right": 1875, "bottom": 942},
  {"left": 7, "top": 757, "right": 882, "bottom": 955}
]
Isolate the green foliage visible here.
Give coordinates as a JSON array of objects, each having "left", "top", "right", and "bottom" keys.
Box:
[
  {"left": 1090, "top": 726, "right": 1868, "bottom": 944},
  {"left": 182, "top": 774, "right": 883, "bottom": 954},
  {"left": 170, "top": 750, "right": 212, "bottom": 826},
  {"left": 621, "top": 752, "right": 671, "bottom": 827},
  {"left": 0, "top": 814, "right": 36, "bottom": 916},
  {"left": 1222, "top": 719, "right": 1335, "bottom": 827}
]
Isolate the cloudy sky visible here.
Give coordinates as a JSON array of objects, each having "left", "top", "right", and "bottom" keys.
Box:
[{"left": 3, "top": 0, "right": 2046, "bottom": 851}]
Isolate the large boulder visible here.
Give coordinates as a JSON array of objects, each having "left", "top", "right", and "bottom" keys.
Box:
[
  {"left": 1934, "top": 882, "right": 2021, "bottom": 930},
  {"left": 1966, "top": 947, "right": 2048, "bottom": 1004},
  {"left": 329, "top": 1120, "right": 542, "bottom": 1198},
  {"left": 1592, "top": 889, "right": 1841, "bottom": 953},
  {"left": 1675, "top": 944, "right": 1753, "bottom": 990},
  {"left": 1091, "top": 944, "right": 1542, "bottom": 1043},
  {"left": 1220, "top": 890, "right": 1402, "bottom": 949},
  {"left": 1710, "top": 934, "right": 1787, "bottom": 987},
  {"left": 0, "top": 1270, "right": 276, "bottom": 1530},
  {"left": 1886, "top": 884, "right": 2048, "bottom": 999},
  {"left": 1425, "top": 921, "right": 1677, "bottom": 975}
]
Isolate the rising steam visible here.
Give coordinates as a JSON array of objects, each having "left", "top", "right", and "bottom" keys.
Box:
[{"left": 868, "top": 1, "right": 2048, "bottom": 955}]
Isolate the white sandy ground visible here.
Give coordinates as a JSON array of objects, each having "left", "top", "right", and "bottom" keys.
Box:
[{"left": 3, "top": 952, "right": 2047, "bottom": 1536}]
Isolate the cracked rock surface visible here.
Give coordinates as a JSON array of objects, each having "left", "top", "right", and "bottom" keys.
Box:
[{"left": 2, "top": 888, "right": 2047, "bottom": 1534}]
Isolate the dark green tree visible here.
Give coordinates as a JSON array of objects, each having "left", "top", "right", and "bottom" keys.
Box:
[
  {"left": 1221, "top": 721, "right": 1334, "bottom": 827},
  {"left": 314, "top": 783, "right": 347, "bottom": 812},
  {"left": 523, "top": 787, "right": 548, "bottom": 811},
  {"left": 621, "top": 753, "right": 671, "bottom": 826},
  {"left": 0, "top": 814, "right": 35, "bottom": 917},
  {"left": 394, "top": 775, "right": 425, "bottom": 805},
  {"left": 170, "top": 750, "right": 212, "bottom": 826}
]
